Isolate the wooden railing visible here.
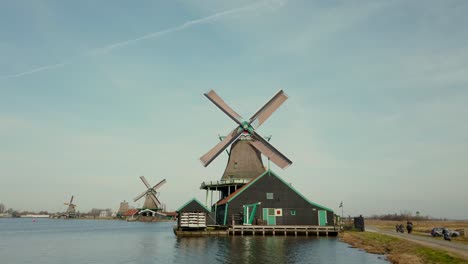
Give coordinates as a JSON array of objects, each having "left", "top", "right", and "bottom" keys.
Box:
[{"left": 229, "top": 225, "right": 339, "bottom": 236}]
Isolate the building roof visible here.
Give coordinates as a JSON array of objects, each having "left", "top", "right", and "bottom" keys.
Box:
[
  {"left": 162, "top": 211, "right": 177, "bottom": 217},
  {"left": 216, "top": 169, "right": 334, "bottom": 212},
  {"left": 176, "top": 198, "right": 210, "bottom": 212},
  {"left": 122, "top": 209, "right": 139, "bottom": 217},
  {"left": 138, "top": 208, "right": 157, "bottom": 214},
  {"left": 216, "top": 176, "right": 258, "bottom": 206}
]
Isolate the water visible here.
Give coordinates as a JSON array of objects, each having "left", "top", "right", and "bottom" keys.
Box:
[{"left": 0, "top": 218, "right": 388, "bottom": 264}]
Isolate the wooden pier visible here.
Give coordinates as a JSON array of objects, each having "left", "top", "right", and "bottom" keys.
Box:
[
  {"left": 229, "top": 225, "right": 339, "bottom": 236},
  {"left": 173, "top": 226, "right": 228, "bottom": 237}
]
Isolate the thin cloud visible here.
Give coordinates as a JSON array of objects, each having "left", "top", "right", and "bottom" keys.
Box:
[
  {"left": 0, "top": 62, "right": 70, "bottom": 80},
  {"left": 0, "top": 1, "right": 283, "bottom": 80}
]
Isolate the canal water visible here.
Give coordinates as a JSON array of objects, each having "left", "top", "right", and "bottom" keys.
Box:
[{"left": 0, "top": 218, "right": 389, "bottom": 264}]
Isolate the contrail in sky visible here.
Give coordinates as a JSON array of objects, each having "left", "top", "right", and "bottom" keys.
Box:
[{"left": 0, "top": 1, "right": 284, "bottom": 80}]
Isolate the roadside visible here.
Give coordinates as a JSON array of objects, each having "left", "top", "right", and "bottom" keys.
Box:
[
  {"left": 367, "top": 225, "right": 468, "bottom": 260},
  {"left": 341, "top": 231, "right": 468, "bottom": 264}
]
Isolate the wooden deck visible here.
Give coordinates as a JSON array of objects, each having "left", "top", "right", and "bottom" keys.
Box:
[
  {"left": 174, "top": 225, "right": 340, "bottom": 237},
  {"left": 229, "top": 225, "right": 339, "bottom": 236}
]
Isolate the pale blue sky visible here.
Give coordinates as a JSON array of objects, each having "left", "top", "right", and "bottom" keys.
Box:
[{"left": 1, "top": 0, "right": 467, "bottom": 219}]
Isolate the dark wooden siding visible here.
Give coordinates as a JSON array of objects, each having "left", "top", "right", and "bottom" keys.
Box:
[
  {"left": 327, "top": 211, "right": 335, "bottom": 225},
  {"left": 215, "top": 204, "right": 226, "bottom": 225},
  {"left": 223, "top": 174, "right": 334, "bottom": 226}
]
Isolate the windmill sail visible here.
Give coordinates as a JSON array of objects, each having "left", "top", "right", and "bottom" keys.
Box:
[{"left": 200, "top": 90, "right": 292, "bottom": 169}]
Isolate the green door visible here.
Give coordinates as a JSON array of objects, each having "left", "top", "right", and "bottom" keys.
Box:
[
  {"left": 318, "top": 210, "right": 327, "bottom": 226},
  {"left": 263, "top": 208, "right": 276, "bottom": 225},
  {"left": 243, "top": 203, "right": 259, "bottom": 225}
]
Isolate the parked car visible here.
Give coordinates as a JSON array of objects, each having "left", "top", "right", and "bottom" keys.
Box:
[
  {"left": 447, "top": 229, "right": 460, "bottom": 237},
  {"left": 431, "top": 227, "right": 444, "bottom": 237},
  {"left": 431, "top": 227, "right": 460, "bottom": 237}
]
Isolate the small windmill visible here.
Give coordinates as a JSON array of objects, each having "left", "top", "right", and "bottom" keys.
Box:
[
  {"left": 64, "top": 195, "right": 76, "bottom": 218},
  {"left": 200, "top": 89, "right": 292, "bottom": 170},
  {"left": 133, "top": 176, "right": 166, "bottom": 210}
]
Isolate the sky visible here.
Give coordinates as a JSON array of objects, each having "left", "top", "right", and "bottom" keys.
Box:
[{"left": 1, "top": 0, "right": 467, "bottom": 219}]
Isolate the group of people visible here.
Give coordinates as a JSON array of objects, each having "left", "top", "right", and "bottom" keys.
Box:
[{"left": 395, "top": 221, "right": 413, "bottom": 234}]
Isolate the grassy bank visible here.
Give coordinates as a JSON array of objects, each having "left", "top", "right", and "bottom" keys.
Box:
[{"left": 341, "top": 231, "right": 467, "bottom": 264}]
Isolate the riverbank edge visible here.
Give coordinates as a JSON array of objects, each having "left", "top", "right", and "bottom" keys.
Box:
[{"left": 340, "top": 231, "right": 467, "bottom": 264}]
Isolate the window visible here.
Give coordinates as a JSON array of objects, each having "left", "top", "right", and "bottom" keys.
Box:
[
  {"left": 290, "top": 210, "right": 296, "bottom": 216},
  {"left": 234, "top": 162, "right": 238, "bottom": 169},
  {"left": 266, "top": 193, "right": 274, "bottom": 199}
]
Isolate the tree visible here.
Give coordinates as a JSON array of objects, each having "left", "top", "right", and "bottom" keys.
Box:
[
  {"left": 0, "top": 203, "right": 5, "bottom": 213},
  {"left": 89, "top": 208, "right": 103, "bottom": 219}
]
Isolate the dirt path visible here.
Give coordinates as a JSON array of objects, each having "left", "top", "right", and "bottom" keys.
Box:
[{"left": 367, "top": 226, "right": 468, "bottom": 260}]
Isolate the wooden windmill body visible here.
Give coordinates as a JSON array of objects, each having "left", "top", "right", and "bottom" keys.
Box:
[{"left": 117, "top": 200, "right": 129, "bottom": 215}]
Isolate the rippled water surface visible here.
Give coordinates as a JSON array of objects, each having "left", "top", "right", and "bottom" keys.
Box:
[{"left": 0, "top": 218, "right": 388, "bottom": 264}]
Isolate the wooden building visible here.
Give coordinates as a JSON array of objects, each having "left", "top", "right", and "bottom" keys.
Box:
[
  {"left": 176, "top": 198, "right": 213, "bottom": 229},
  {"left": 214, "top": 170, "right": 334, "bottom": 227}
]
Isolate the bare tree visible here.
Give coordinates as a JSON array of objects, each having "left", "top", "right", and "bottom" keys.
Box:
[{"left": 89, "top": 208, "right": 102, "bottom": 219}]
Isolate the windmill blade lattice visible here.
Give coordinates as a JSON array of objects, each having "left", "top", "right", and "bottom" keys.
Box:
[
  {"left": 200, "top": 89, "right": 292, "bottom": 169},
  {"left": 200, "top": 128, "right": 243, "bottom": 167},
  {"left": 204, "top": 90, "right": 243, "bottom": 125},
  {"left": 139, "top": 176, "right": 151, "bottom": 188},
  {"left": 249, "top": 90, "right": 288, "bottom": 129}
]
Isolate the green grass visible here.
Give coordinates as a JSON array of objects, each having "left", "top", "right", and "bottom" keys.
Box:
[
  {"left": 414, "top": 247, "right": 467, "bottom": 264},
  {"left": 342, "top": 231, "right": 467, "bottom": 264}
]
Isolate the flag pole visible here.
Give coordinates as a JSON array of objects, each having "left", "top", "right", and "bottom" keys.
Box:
[{"left": 340, "top": 201, "right": 344, "bottom": 226}]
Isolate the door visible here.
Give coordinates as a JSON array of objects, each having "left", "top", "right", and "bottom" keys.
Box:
[
  {"left": 263, "top": 208, "right": 276, "bottom": 225},
  {"left": 318, "top": 210, "right": 327, "bottom": 226},
  {"left": 243, "top": 202, "right": 260, "bottom": 225}
]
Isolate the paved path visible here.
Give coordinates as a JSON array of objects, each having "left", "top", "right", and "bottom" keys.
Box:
[{"left": 366, "top": 226, "right": 468, "bottom": 261}]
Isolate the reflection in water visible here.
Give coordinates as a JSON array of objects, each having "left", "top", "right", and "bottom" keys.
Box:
[
  {"left": 174, "top": 235, "right": 388, "bottom": 264},
  {"left": 0, "top": 219, "right": 388, "bottom": 264}
]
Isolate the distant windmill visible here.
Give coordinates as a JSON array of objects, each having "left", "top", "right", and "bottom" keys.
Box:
[
  {"left": 117, "top": 200, "right": 129, "bottom": 215},
  {"left": 63, "top": 195, "right": 76, "bottom": 218},
  {"left": 133, "top": 176, "right": 166, "bottom": 210}
]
